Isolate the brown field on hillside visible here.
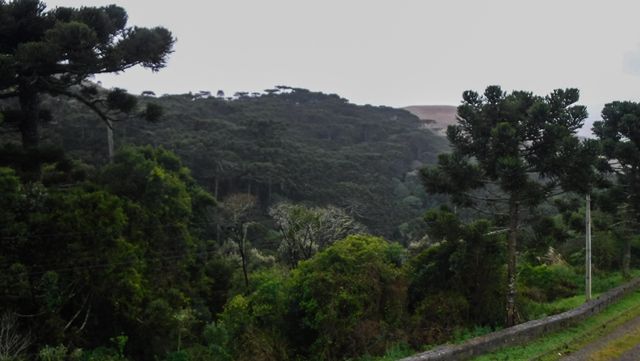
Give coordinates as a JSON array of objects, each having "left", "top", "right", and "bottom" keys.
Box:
[{"left": 403, "top": 105, "right": 457, "bottom": 136}]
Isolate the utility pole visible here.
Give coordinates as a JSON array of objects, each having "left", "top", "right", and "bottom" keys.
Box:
[{"left": 586, "top": 193, "right": 592, "bottom": 301}]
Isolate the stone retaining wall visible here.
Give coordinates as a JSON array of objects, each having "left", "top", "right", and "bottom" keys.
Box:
[{"left": 400, "top": 277, "right": 640, "bottom": 361}]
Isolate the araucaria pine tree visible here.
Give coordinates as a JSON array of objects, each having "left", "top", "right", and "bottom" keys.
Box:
[
  {"left": 421, "top": 86, "right": 597, "bottom": 326},
  {"left": 0, "top": 0, "right": 174, "bottom": 149},
  {"left": 594, "top": 101, "right": 640, "bottom": 277}
]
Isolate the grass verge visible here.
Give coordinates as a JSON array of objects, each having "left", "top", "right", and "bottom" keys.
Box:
[{"left": 472, "top": 288, "right": 640, "bottom": 361}]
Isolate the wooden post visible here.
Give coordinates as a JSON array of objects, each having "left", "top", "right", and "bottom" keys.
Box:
[{"left": 586, "top": 194, "right": 592, "bottom": 301}]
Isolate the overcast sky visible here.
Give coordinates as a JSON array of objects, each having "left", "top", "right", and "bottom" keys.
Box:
[{"left": 45, "top": 0, "right": 640, "bottom": 132}]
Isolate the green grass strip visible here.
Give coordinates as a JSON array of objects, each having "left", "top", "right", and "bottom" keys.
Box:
[
  {"left": 472, "top": 289, "right": 640, "bottom": 361},
  {"left": 588, "top": 324, "right": 640, "bottom": 361}
]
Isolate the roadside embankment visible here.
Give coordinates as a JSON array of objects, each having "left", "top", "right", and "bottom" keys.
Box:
[{"left": 399, "top": 277, "right": 640, "bottom": 361}]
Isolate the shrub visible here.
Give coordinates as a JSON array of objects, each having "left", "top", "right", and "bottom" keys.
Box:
[
  {"left": 408, "top": 291, "right": 469, "bottom": 345},
  {"left": 519, "top": 264, "right": 579, "bottom": 301},
  {"left": 38, "top": 345, "right": 67, "bottom": 361},
  {"left": 212, "top": 268, "right": 292, "bottom": 361},
  {"left": 290, "top": 235, "right": 407, "bottom": 360},
  {"left": 407, "top": 212, "right": 505, "bottom": 330}
]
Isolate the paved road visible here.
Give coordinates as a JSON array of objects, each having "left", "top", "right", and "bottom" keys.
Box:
[{"left": 560, "top": 314, "right": 640, "bottom": 361}]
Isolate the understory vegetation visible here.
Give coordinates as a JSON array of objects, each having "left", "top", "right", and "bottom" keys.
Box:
[{"left": 1, "top": 143, "right": 638, "bottom": 361}]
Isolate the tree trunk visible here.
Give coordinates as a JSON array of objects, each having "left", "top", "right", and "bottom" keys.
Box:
[
  {"left": 623, "top": 237, "right": 631, "bottom": 279},
  {"left": 585, "top": 194, "right": 592, "bottom": 300},
  {"left": 18, "top": 85, "right": 40, "bottom": 149},
  {"left": 214, "top": 177, "right": 219, "bottom": 201},
  {"left": 240, "top": 224, "right": 250, "bottom": 288},
  {"left": 106, "top": 120, "right": 114, "bottom": 163},
  {"left": 506, "top": 199, "right": 520, "bottom": 327}
]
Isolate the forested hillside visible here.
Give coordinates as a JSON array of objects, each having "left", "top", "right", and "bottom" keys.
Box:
[{"left": 39, "top": 87, "right": 449, "bottom": 239}]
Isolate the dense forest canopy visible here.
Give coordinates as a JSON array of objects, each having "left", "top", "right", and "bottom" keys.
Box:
[{"left": 31, "top": 86, "right": 450, "bottom": 240}]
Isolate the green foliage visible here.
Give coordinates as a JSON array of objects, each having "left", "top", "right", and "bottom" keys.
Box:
[
  {"left": 203, "top": 322, "right": 232, "bottom": 361},
  {"left": 291, "top": 235, "right": 407, "bottom": 360},
  {"left": 407, "top": 208, "right": 505, "bottom": 343},
  {"left": 519, "top": 264, "right": 579, "bottom": 302},
  {"left": 423, "top": 86, "right": 598, "bottom": 202},
  {"left": 421, "top": 86, "right": 598, "bottom": 325},
  {"left": 350, "top": 343, "right": 414, "bottom": 361},
  {"left": 452, "top": 325, "right": 496, "bottom": 344},
  {"left": 0, "top": 0, "right": 174, "bottom": 148},
  {"left": 38, "top": 345, "right": 68, "bottom": 361},
  {"left": 80, "top": 347, "right": 129, "bottom": 361},
  {"left": 3, "top": 48, "right": 639, "bottom": 361},
  {"left": 0, "top": 147, "right": 228, "bottom": 361},
  {"left": 213, "top": 268, "right": 292, "bottom": 361},
  {"left": 0, "top": 167, "right": 25, "bottom": 238},
  {"left": 549, "top": 192, "right": 640, "bottom": 275},
  {"left": 593, "top": 101, "right": 640, "bottom": 276},
  {"left": 43, "top": 88, "right": 449, "bottom": 240},
  {"left": 409, "top": 291, "right": 469, "bottom": 344},
  {"left": 37, "top": 344, "right": 130, "bottom": 361}
]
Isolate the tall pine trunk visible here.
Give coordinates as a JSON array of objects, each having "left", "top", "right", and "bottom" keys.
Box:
[
  {"left": 240, "top": 224, "right": 250, "bottom": 288},
  {"left": 506, "top": 199, "right": 519, "bottom": 326},
  {"left": 18, "top": 85, "right": 40, "bottom": 149},
  {"left": 623, "top": 237, "right": 631, "bottom": 279}
]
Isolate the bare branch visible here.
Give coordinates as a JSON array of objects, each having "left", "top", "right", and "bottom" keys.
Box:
[
  {"left": 63, "top": 294, "right": 90, "bottom": 331},
  {"left": 0, "top": 312, "right": 31, "bottom": 360},
  {"left": 76, "top": 302, "right": 91, "bottom": 333},
  {"left": 54, "top": 89, "right": 115, "bottom": 130}
]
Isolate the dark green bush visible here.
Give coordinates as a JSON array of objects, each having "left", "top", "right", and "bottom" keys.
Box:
[
  {"left": 519, "top": 264, "right": 579, "bottom": 301},
  {"left": 210, "top": 268, "right": 292, "bottom": 361},
  {"left": 408, "top": 291, "right": 469, "bottom": 345},
  {"left": 407, "top": 210, "right": 505, "bottom": 333},
  {"left": 290, "top": 235, "right": 407, "bottom": 360}
]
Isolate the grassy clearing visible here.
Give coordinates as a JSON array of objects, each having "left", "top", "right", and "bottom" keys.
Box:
[
  {"left": 522, "top": 293, "right": 595, "bottom": 321},
  {"left": 472, "top": 289, "right": 640, "bottom": 361}
]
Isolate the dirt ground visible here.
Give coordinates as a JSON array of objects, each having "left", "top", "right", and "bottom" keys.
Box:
[{"left": 559, "top": 314, "right": 640, "bottom": 361}]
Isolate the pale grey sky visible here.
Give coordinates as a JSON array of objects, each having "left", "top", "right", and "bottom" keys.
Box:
[{"left": 46, "top": 0, "right": 640, "bottom": 131}]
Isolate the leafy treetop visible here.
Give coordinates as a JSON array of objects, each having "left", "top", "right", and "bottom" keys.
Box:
[{"left": 594, "top": 101, "right": 640, "bottom": 221}]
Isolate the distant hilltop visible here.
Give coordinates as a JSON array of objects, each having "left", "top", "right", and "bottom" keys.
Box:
[{"left": 403, "top": 105, "right": 458, "bottom": 136}]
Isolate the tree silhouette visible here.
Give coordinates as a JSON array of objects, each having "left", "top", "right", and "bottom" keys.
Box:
[
  {"left": 0, "top": 0, "right": 174, "bottom": 148},
  {"left": 594, "top": 101, "right": 640, "bottom": 277}
]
